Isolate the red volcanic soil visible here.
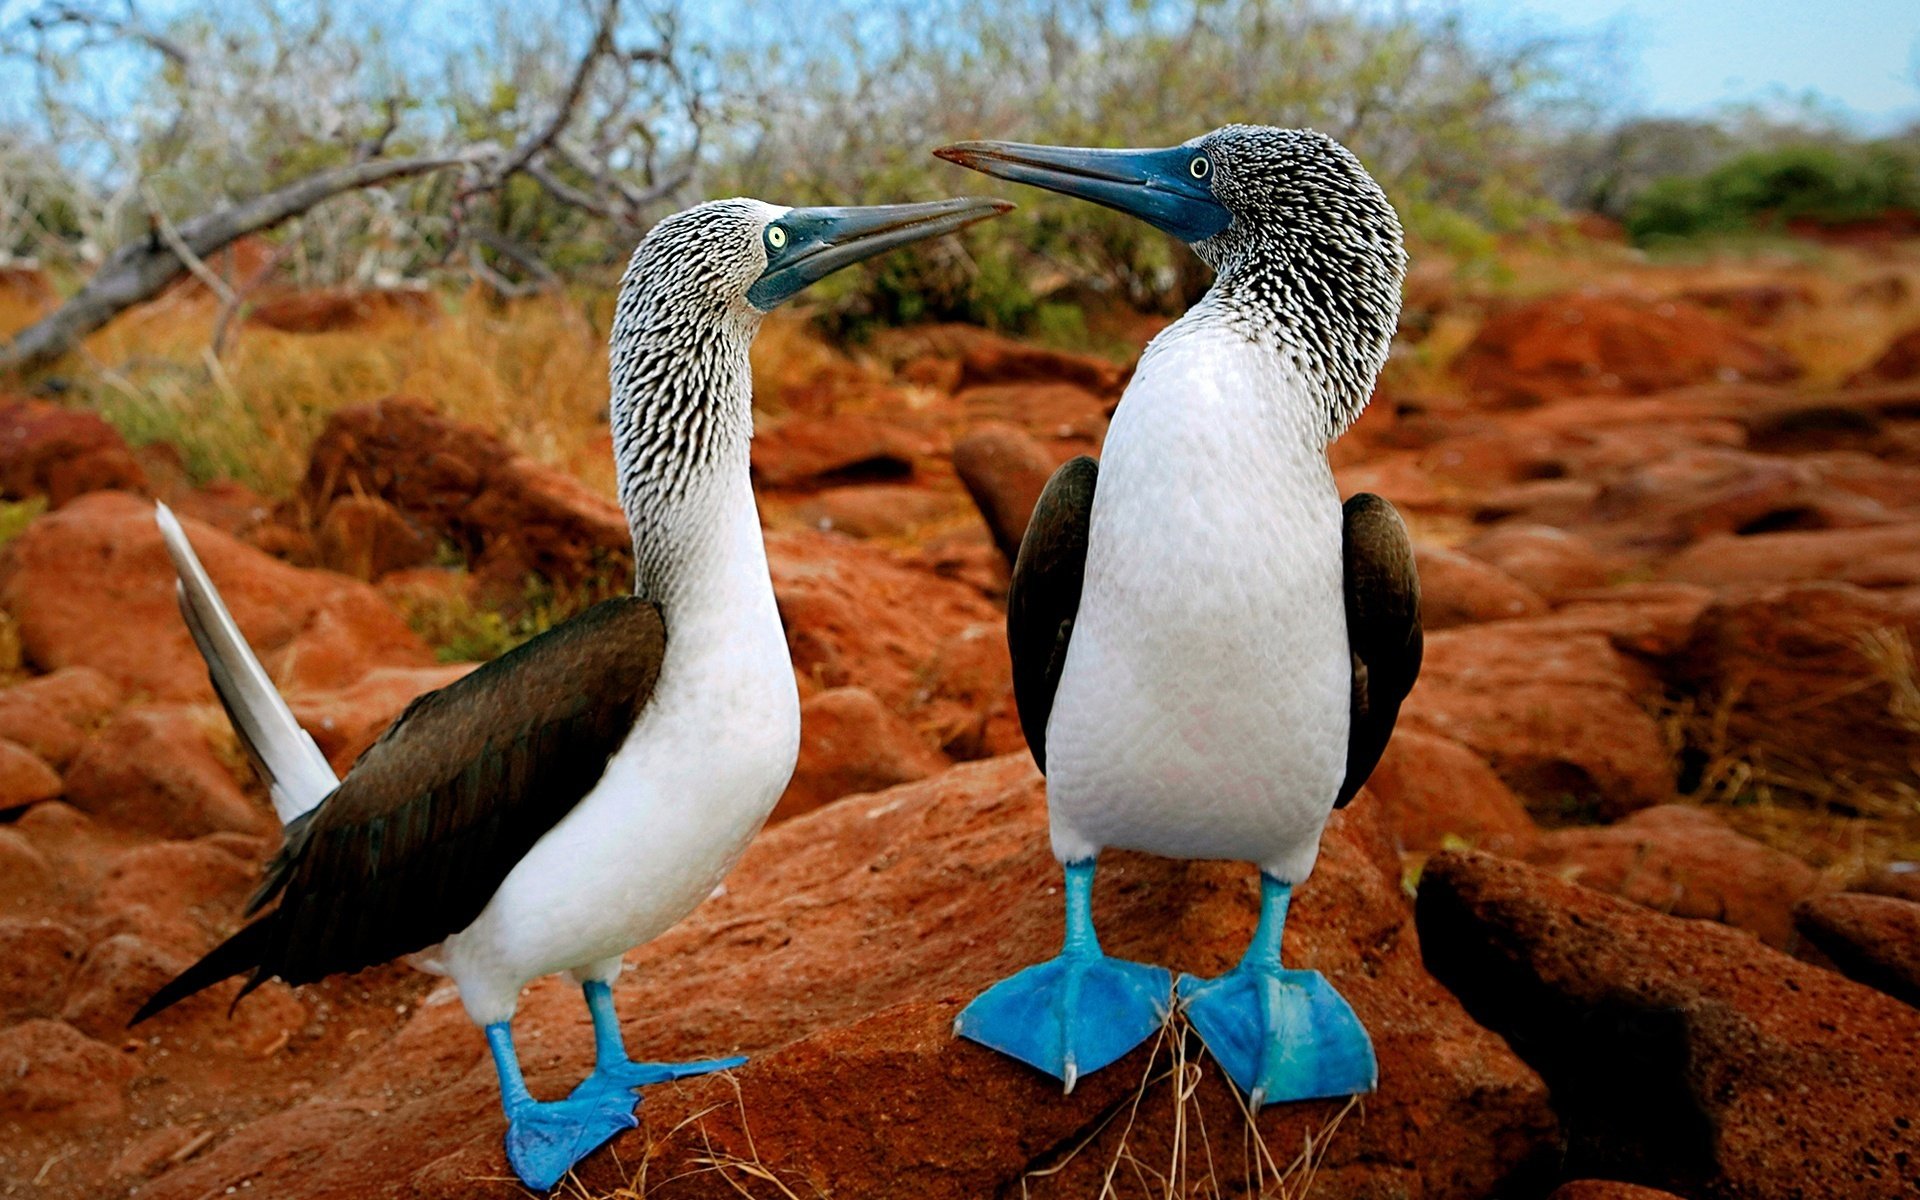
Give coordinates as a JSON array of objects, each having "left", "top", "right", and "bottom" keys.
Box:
[{"left": 4, "top": 260, "right": 1920, "bottom": 1197}]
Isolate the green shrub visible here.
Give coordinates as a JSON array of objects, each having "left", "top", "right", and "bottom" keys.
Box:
[{"left": 1626, "top": 144, "right": 1920, "bottom": 243}]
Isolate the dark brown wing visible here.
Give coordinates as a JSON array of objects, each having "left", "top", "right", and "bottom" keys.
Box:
[
  {"left": 1337, "top": 493, "right": 1422, "bottom": 807},
  {"left": 135, "top": 597, "right": 665, "bottom": 1021},
  {"left": 1007, "top": 456, "right": 1098, "bottom": 773}
]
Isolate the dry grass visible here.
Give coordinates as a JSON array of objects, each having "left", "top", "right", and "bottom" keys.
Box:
[
  {"left": 1655, "top": 681, "right": 1920, "bottom": 886},
  {"left": 22, "top": 287, "right": 615, "bottom": 496},
  {"left": 1018, "top": 1012, "right": 1354, "bottom": 1200}
]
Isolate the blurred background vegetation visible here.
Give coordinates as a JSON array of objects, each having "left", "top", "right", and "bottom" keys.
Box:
[{"left": 0, "top": 0, "right": 1916, "bottom": 347}]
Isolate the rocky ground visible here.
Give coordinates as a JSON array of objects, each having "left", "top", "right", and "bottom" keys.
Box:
[{"left": 1, "top": 236, "right": 1918, "bottom": 1198}]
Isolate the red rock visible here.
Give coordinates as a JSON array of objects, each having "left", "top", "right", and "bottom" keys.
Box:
[
  {"left": 299, "top": 399, "right": 631, "bottom": 594},
  {"left": 769, "top": 528, "right": 1000, "bottom": 713},
  {"left": 1416, "top": 544, "right": 1549, "bottom": 629},
  {"left": 62, "top": 705, "right": 270, "bottom": 838},
  {"left": 60, "top": 933, "right": 306, "bottom": 1055},
  {"left": 1418, "top": 426, "right": 1571, "bottom": 486},
  {"left": 166, "top": 479, "right": 275, "bottom": 540},
  {"left": 1846, "top": 324, "right": 1920, "bottom": 387},
  {"left": 0, "top": 826, "right": 55, "bottom": 911},
  {"left": 787, "top": 483, "right": 958, "bottom": 539},
  {"left": 0, "top": 491, "right": 434, "bottom": 701},
  {"left": 751, "top": 413, "right": 925, "bottom": 489},
  {"left": 288, "top": 663, "right": 475, "bottom": 772},
  {"left": 1472, "top": 478, "right": 1602, "bottom": 527},
  {"left": 0, "top": 666, "right": 121, "bottom": 767},
  {"left": 108, "top": 1124, "right": 215, "bottom": 1182},
  {"left": 898, "top": 353, "right": 963, "bottom": 391},
  {"left": 952, "top": 422, "right": 1055, "bottom": 564},
  {"left": 0, "top": 664, "right": 120, "bottom": 748},
  {"left": 1535, "top": 583, "right": 1714, "bottom": 662},
  {"left": 1363, "top": 729, "right": 1538, "bottom": 854},
  {"left": 1549, "top": 1183, "right": 1688, "bottom": 1200},
  {"left": 918, "top": 620, "right": 1024, "bottom": 760},
  {"left": 1672, "top": 582, "right": 1920, "bottom": 801},
  {"left": 135, "top": 757, "right": 1559, "bottom": 1200},
  {"left": 1857, "top": 862, "right": 1920, "bottom": 904},
  {"left": 1461, "top": 525, "right": 1608, "bottom": 602},
  {"left": 0, "top": 734, "right": 59, "bottom": 810},
  {"left": 1660, "top": 523, "right": 1920, "bottom": 589},
  {"left": 0, "top": 397, "right": 148, "bottom": 506},
  {"left": 773, "top": 686, "right": 947, "bottom": 822},
  {"left": 1456, "top": 292, "right": 1801, "bottom": 407},
  {"left": 1524, "top": 806, "right": 1821, "bottom": 949},
  {"left": 955, "top": 382, "right": 1111, "bottom": 445},
  {"left": 313, "top": 494, "right": 436, "bottom": 580},
  {"left": 0, "top": 1019, "right": 138, "bottom": 1126},
  {"left": 1402, "top": 623, "right": 1674, "bottom": 820},
  {"left": 1793, "top": 892, "right": 1920, "bottom": 1007},
  {"left": 1417, "top": 849, "right": 1920, "bottom": 1199},
  {"left": 247, "top": 286, "right": 438, "bottom": 333},
  {"left": 1580, "top": 448, "right": 1851, "bottom": 554},
  {"left": 1677, "top": 282, "right": 1813, "bottom": 327},
  {"left": 931, "top": 324, "right": 1125, "bottom": 394},
  {"left": 0, "top": 917, "right": 86, "bottom": 1021},
  {"left": 93, "top": 836, "right": 262, "bottom": 953}
]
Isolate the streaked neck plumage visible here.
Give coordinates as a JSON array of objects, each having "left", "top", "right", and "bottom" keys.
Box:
[{"left": 606, "top": 259, "right": 765, "bottom": 612}]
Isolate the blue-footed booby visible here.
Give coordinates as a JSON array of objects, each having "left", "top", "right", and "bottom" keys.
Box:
[
  {"left": 133, "top": 195, "right": 1011, "bottom": 1190},
  {"left": 936, "top": 128, "right": 1419, "bottom": 1105}
]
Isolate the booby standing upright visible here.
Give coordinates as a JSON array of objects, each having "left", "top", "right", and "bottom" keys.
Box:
[
  {"left": 936, "top": 128, "right": 1419, "bottom": 1105},
  {"left": 134, "top": 195, "right": 1011, "bottom": 1189}
]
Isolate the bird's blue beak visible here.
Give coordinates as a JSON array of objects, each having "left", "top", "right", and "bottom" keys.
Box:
[
  {"left": 747, "top": 197, "right": 1013, "bottom": 310},
  {"left": 934, "top": 140, "right": 1231, "bottom": 244}
]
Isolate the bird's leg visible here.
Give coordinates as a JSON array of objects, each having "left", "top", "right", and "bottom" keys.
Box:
[
  {"left": 485, "top": 1020, "right": 638, "bottom": 1191},
  {"left": 568, "top": 979, "right": 748, "bottom": 1101},
  {"left": 954, "top": 858, "right": 1173, "bottom": 1092},
  {"left": 1177, "top": 874, "right": 1376, "bottom": 1107}
]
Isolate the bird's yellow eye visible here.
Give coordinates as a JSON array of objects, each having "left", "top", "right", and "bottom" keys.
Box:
[
  {"left": 767, "top": 226, "right": 788, "bottom": 250},
  {"left": 1189, "top": 156, "right": 1211, "bottom": 180}
]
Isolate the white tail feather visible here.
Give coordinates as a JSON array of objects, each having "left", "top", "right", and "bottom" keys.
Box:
[{"left": 154, "top": 502, "right": 339, "bottom": 824}]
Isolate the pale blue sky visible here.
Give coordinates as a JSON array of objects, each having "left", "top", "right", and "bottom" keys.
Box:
[
  {"left": 1459, "top": 0, "right": 1919, "bottom": 129},
  {"left": 3, "top": 1, "right": 1917, "bottom": 131}
]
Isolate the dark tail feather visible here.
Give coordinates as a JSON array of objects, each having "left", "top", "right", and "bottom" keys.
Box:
[{"left": 131, "top": 918, "right": 277, "bottom": 1026}]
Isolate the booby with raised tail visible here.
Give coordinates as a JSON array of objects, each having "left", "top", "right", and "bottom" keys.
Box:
[
  {"left": 937, "top": 128, "right": 1418, "bottom": 1105},
  {"left": 134, "top": 195, "right": 1010, "bottom": 1189}
]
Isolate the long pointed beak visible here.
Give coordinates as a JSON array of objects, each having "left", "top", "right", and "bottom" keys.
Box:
[
  {"left": 747, "top": 197, "right": 1013, "bottom": 310},
  {"left": 935, "top": 141, "right": 1230, "bottom": 244}
]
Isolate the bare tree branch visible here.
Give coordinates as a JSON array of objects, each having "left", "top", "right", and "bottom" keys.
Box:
[
  {"left": 1, "top": 149, "right": 483, "bottom": 375},
  {"left": 483, "top": 0, "right": 620, "bottom": 187}
]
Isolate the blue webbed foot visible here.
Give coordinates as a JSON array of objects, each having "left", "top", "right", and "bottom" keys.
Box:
[
  {"left": 503, "top": 1091, "right": 639, "bottom": 1192},
  {"left": 1176, "top": 874, "right": 1376, "bottom": 1106},
  {"left": 958, "top": 951, "right": 1172, "bottom": 1089},
  {"left": 568, "top": 1053, "right": 748, "bottom": 1102},
  {"left": 954, "top": 859, "right": 1172, "bottom": 1090},
  {"left": 1177, "top": 964, "right": 1376, "bottom": 1105}
]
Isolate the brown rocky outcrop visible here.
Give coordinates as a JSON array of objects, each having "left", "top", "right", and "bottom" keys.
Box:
[
  {"left": 1793, "top": 892, "right": 1920, "bottom": 1007},
  {"left": 952, "top": 421, "right": 1056, "bottom": 564},
  {"left": 299, "top": 398, "right": 631, "bottom": 590},
  {"left": 0, "top": 397, "right": 148, "bottom": 506},
  {"left": 1671, "top": 581, "right": 1920, "bottom": 801},
  {"left": 1401, "top": 623, "right": 1674, "bottom": 821},
  {"left": 773, "top": 685, "right": 948, "bottom": 822},
  {"left": 1523, "top": 805, "right": 1821, "bottom": 950},
  {"left": 1415, "top": 544, "right": 1550, "bottom": 629},
  {"left": 0, "top": 491, "right": 435, "bottom": 701},
  {"left": 61, "top": 705, "right": 269, "bottom": 838},
  {"left": 1456, "top": 292, "right": 1801, "bottom": 407},
  {"left": 135, "top": 758, "right": 1561, "bottom": 1200},
  {"left": 1418, "top": 849, "right": 1920, "bottom": 1199}
]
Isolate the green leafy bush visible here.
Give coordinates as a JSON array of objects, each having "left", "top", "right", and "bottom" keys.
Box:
[{"left": 1626, "top": 144, "right": 1920, "bottom": 242}]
